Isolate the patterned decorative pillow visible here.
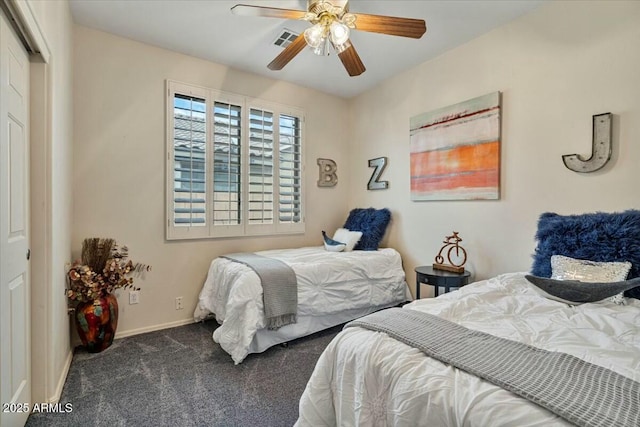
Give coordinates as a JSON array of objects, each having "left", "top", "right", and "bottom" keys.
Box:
[
  {"left": 343, "top": 208, "right": 391, "bottom": 251},
  {"left": 551, "top": 255, "right": 632, "bottom": 304},
  {"left": 332, "top": 228, "right": 363, "bottom": 252},
  {"left": 322, "top": 230, "right": 346, "bottom": 252},
  {"left": 530, "top": 210, "right": 640, "bottom": 299}
]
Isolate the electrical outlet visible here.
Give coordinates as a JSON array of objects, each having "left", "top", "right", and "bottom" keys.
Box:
[
  {"left": 129, "top": 290, "right": 140, "bottom": 305},
  {"left": 175, "top": 296, "right": 184, "bottom": 310}
]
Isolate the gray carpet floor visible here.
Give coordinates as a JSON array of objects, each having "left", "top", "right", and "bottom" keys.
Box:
[{"left": 26, "top": 320, "right": 342, "bottom": 427}]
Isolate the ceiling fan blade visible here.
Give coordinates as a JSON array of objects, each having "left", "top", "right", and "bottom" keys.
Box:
[
  {"left": 337, "top": 41, "right": 366, "bottom": 77},
  {"left": 268, "top": 33, "right": 308, "bottom": 71},
  {"left": 353, "top": 13, "right": 426, "bottom": 39},
  {"left": 231, "top": 4, "right": 307, "bottom": 20}
]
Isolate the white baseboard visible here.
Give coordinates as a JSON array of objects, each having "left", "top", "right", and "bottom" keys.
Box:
[
  {"left": 115, "top": 318, "right": 196, "bottom": 340},
  {"left": 50, "top": 349, "right": 73, "bottom": 403}
]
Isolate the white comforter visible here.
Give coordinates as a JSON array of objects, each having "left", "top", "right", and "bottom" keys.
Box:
[
  {"left": 194, "top": 246, "right": 409, "bottom": 364},
  {"left": 296, "top": 272, "right": 640, "bottom": 427}
]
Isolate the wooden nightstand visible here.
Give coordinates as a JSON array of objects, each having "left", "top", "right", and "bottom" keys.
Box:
[{"left": 415, "top": 266, "right": 470, "bottom": 299}]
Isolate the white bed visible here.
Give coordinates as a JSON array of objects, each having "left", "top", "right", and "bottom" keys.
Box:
[
  {"left": 296, "top": 272, "right": 640, "bottom": 426},
  {"left": 194, "top": 246, "right": 411, "bottom": 364}
]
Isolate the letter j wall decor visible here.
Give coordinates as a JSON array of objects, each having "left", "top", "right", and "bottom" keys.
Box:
[{"left": 410, "top": 92, "right": 501, "bottom": 201}]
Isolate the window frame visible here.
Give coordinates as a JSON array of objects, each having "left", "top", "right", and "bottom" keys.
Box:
[{"left": 166, "top": 80, "right": 305, "bottom": 240}]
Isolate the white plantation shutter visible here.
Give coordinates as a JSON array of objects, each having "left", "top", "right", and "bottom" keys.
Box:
[
  {"left": 213, "top": 101, "right": 242, "bottom": 226},
  {"left": 248, "top": 108, "right": 274, "bottom": 225},
  {"left": 166, "top": 81, "right": 304, "bottom": 239},
  {"left": 278, "top": 114, "right": 302, "bottom": 224},
  {"left": 172, "top": 93, "right": 207, "bottom": 227}
]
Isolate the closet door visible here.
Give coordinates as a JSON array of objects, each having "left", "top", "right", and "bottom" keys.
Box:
[{"left": 0, "top": 10, "right": 31, "bottom": 427}]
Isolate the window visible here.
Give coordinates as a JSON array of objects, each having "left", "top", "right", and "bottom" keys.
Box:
[{"left": 166, "top": 81, "right": 304, "bottom": 239}]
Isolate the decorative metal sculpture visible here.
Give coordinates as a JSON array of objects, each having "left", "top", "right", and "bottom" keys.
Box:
[
  {"left": 317, "top": 158, "right": 337, "bottom": 187},
  {"left": 562, "top": 113, "right": 612, "bottom": 173},
  {"left": 433, "top": 231, "right": 467, "bottom": 273},
  {"left": 367, "top": 157, "right": 389, "bottom": 190}
]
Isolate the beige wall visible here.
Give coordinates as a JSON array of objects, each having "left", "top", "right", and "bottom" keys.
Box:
[
  {"left": 72, "top": 1, "right": 640, "bottom": 335},
  {"left": 28, "top": 0, "right": 75, "bottom": 402},
  {"left": 73, "top": 26, "right": 350, "bottom": 336},
  {"left": 348, "top": 1, "right": 640, "bottom": 297}
]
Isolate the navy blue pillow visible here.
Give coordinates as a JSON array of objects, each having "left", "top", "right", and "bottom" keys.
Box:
[
  {"left": 343, "top": 208, "right": 391, "bottom": 251},
  {"left": 531, "top": 210, "right": 640, "bottom": 299}
]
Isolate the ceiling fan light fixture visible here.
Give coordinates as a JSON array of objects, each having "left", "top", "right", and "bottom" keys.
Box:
[
  {"left": 304, "top": 23, "right": 325, "bottom": 48},
  {"left": 329, "top": 20, "right": 349, "bottom": 45},
  {"left": 313, "top": 37, "right": 330, "bottom": 56},
  {"left": 332, "top": 39, "right": 350, "bottom": 54}
]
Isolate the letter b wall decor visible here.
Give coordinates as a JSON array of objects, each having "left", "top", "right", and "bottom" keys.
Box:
[{"left": 317, "top": 158, "right": 337, "bottom": 187}]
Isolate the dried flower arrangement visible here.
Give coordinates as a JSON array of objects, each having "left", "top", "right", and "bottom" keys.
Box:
[{"left": 66, "top": 238, "right": 151, "bottom": 303}]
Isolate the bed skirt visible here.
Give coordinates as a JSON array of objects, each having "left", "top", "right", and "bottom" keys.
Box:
[{"left": 248, "top": 302, "right": 406, "bottom": 354}]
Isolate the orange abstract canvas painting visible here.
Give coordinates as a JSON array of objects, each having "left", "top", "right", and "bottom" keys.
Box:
[{"left": 410, "top": 92, "right": 501, "bottom": 201}]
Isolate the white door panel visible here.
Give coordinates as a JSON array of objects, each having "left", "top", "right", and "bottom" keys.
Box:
[
  {"left": 1, "top": 10, "right": 30, "bottom": 427},
  {"left": 10, "top": 119, "right": 26, "bottom": 238}
]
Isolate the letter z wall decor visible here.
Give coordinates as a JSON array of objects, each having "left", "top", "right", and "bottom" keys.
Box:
[
  {"left": 368, "top": 157, "right": 389, "bottom": 190},
  {"left": 410, "top": 92, "right": 501, "bottom": 201}
]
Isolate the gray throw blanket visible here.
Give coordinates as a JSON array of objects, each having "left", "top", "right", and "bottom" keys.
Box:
[
  {"left": 346, "top": 308, "right": 640, "bottom": 427},
  {"left": 222, "top": 253, "right": 297, "bottom": 330}
]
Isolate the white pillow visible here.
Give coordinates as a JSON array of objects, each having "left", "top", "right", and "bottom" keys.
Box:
[
  {"left": 551, "top": 255, "right": 632, "bottom": 304},
  {"left": 333, "top": 228, "right": 362, "bottom": 252}
]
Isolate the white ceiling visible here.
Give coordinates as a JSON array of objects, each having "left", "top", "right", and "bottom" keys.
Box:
[{"left": 69, "top": 0, "right": 544, "bottom": 99}]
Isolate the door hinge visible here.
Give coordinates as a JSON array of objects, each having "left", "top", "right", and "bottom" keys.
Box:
[{"left": 26, "top": 249, "right": 30, "bottom": 260}]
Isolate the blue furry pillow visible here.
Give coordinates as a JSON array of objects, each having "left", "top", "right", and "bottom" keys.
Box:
[
  {"left": 531, "top": 210, "right": 640, "bottom": 299},
  {"left": 343, "top": 208, "right": 391, "bottom": 251}
]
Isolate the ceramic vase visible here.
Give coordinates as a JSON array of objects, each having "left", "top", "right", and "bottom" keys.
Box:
[{"left": 75, "top": 293, "right": 119, "bottom": 353}]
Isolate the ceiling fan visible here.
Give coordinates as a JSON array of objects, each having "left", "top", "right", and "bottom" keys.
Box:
[{"left": 231, "top": 0, "right": 427, "bottom": 77}]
